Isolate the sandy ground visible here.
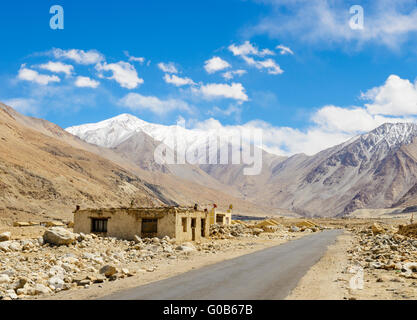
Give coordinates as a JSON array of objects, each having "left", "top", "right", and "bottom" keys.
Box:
[
  {"left": 287, "top": 230, "right": 417, "bottom": 300},
  {"left": 36, "top": 233, "right": 308, "bottom": 300}
]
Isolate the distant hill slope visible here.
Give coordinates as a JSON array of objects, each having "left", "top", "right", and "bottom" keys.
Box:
[
  {"left": 0, "top": 103, "right": 166, "bottom": 223},
  {"left": 0, "top": 104, "right": 275, "bottom": 222}
]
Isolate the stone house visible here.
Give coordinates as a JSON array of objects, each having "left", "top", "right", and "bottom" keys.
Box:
[
  {"left": 73, "top": 206, "right": 210, "bottom": 242},
  {"left": 208, "top": 208, "right": 232, "bottom": 226}
]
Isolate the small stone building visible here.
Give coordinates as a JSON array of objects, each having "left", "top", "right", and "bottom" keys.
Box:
[
  {"left": 73, "top": 207, "right": 210, "bottom": 242},
  {"left": 209, "top": 208, "right": 232, "bottom": 226}
]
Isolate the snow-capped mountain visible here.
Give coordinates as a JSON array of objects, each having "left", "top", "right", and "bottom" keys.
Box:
[
  {"left": 67, "top": 113, "right": 266, "bottom": 167},
  {"left": 66, "top": 115, "right": 417, "bottom": 216}
]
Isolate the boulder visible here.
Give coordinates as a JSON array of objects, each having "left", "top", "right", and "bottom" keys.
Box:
[
  {"left": 8, "top": 241, "right": 22, "bottom": 252},
  {"left": 44, "top": 221, "right": 65, "bottom": 227},
  {"left": 252, "top": 228, "right": 264, "bottom": 235},
  {"left": 35, "top": 284, "right": 51, "bottom": 295},
  {"left": 0, "top": 274, "right": 10, "bottom": 284},
  {"left": 43, "top": 227, "right": 76, "bottom": 245},
  {"left": 133, "top": 235, "right": 142, "bottom": 244},
  {"left": 175, "top": 245, "right": 196, "bottom": 253},
  {"left": 0, "top": 241, "right": 11, "bottom": 252},
  {"left": 0, "top": 232, "right": 11, "bottom": 242},
  {"left": 13, "top": 222, "right": 30, "bottom": 227},
  {"left": 290, "top": 226, "right": 300, "bottom": 232},
  {"left": 48, "top": 277, "right": 65, "bottom": 290},
  {"left": 99, "top": 265, "right": 117, "bottom": 277},
  {"left": 13, "top": 277, "right": 28, "bottom": 290},
  {"left": 371, "top": 223, "right": 384, "bottom": 235},
  {"left": 5, "top": 289, "right": 17, "bottom": 300}
]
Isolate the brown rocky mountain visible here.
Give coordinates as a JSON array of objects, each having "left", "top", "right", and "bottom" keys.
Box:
[
  {"left": 0, "top": 103, "right": 274, "bottom": 225},
  {"left": 250, "top": 123, "right": 417, "bottom": 216},
  {"left": 68, "top": 115, "right": 417, "bottom": 217},
  {"left": 0, "top": 103, "right": 165, "bottom": 224}
]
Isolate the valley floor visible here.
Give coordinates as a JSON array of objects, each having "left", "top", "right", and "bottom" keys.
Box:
[{"left": 0, "top": 217, "right": 416, "bottom": 300}]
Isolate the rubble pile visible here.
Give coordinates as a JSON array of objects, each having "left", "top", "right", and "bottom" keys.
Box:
[
  {"left": 349, "top": 223, "right": 417, "bottom": 280},
  {"left": 398, "top": 223, "right": 417, "bottom": 238},
  {"left": 0, "top": 229, "right": 199, "bottom": 300},
  {"left": 209, "top": 223, "right": 253, "bottom": 238}
]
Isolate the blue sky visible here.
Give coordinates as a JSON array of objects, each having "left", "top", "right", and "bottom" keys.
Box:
[{"left": 1, "top": 0, "right": 417, "bottom": 155}]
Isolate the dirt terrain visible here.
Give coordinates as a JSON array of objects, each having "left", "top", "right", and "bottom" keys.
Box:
[{"left": 0, "top": 217, "right": 416, "bottom": 300}]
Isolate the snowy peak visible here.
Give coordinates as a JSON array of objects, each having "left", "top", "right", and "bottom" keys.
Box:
[
  {"left": 66, "top": 114, "right": 155, "bottom": 148},
  {"left": 360, "top": 122, "right": 417, "bottom": 151}
]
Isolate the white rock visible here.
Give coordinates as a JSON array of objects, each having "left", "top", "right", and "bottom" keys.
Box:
[
  {"left": 43, "top": 227, "right": 76, "bottom": 245},
  {"left": 0, "top": 241, "right": 11, "bottom": 252},
  {"left": 35, "top": 284, "right": 51, "bottom": 295},
  {"left": 0, "top": 274, "right": 11, "bottom": 284},
  {"left": 6, "top": 289, "right": 17, "bottom": 300},
  {"left": 0, "top": 232, "right": 11, "bottom": 242},
  {"left": 9, "top": 241, "right": 22, "bottom": 252},
  {"left": 48, "top": 277, "right": 65, "bottom": 290}
]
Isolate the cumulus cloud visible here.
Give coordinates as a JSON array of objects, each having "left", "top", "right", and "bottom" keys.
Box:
[
  {"left": 119, "top": 93, "right": 192, "bottom": 115},
  {"left": 96, "top": 61, "right": 143, "bottom": 89},
  {"left": 38, "top": 61, "right": 74, "bottom": 76},
  {"left": 228, "top": 41, "right": 275, "bottom": 57},
  {"left": 75, "top": 76, "right": 100, "bottom": 88},
  {"left": 228, "top": 41, "right": 283, "bottom": 75},
  {"left": 187, "top": 74, "right": 417, "bottom": 156},
  {"left": 158, "top": 62, "right": 178, "bottom": 74},
  {"left": 17, "top": 65, "right": 60, "bottom": 85},
  {"left": 52, "top": 48, "right": 104, "bottom": 65},
  {"left": 163, "top": 74, "right": 195, "bottom": 87},
  {"left": 204, "top": 56, "right": 231, "bottom": 74},
  {"left": 194, "top": 82, "right": 249, "bottom": 102},
  {"left": 362, "top": 75, "right": 417, "bottom": 116}
]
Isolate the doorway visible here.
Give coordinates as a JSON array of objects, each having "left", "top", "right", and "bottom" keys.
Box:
[{"left": 191, "top": 218, "right": 196, "bottom": 241}]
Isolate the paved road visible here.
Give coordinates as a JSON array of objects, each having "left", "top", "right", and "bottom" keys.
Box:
[{"left": 101, "top": 229, "right": 343, "bottom": 300}]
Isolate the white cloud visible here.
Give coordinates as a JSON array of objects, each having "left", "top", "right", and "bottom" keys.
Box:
[
  {"left": 119, "top": 93, "right": 192, "bottom": 115},
  {"left": 75, "top": 76, "right": 100, "bottom": 88},
  {"left": 222, "top": 69, "right": 247, "bottom": 80},
  {"left": 188, "top": 74, "right": 417, "bottom": 156},
  {"left": 276, "top": 44, "right": 294, "bottom": 55},
  {"left": 18, "top": 65, "right": 61, "bottom": 85},
  {"left": 362, "top": 75, "right": 417, "bottom": 116},
  {"left": 52, "top": 48, "right": 104, "bottom": 65},
  {"left": 204, "top": 56, "right": 231, "bottom": 74},
  {"left": 158, "top": 62, "right": 178, "bottom": 74},
  {"left": 228, "top": 41, "right": 275, "bottom": 57},
  {"left": 96, "top": 61, "right": 143, "bottom": 89},
  {"left": 228, "top": 41, "right": 283, "bottom": 75},
  {"left": 194, "top": 82, "right": 249, "bottom": 102},
  {"left": 38, "top": 61, "right": 74, "bottom": 76},
  {"left": 250, "top": 0, "right": 417, "bottom": 50},
  {"left": 242, "top": 56, "right": 283, "bottom": 75},
  {"left": 163, "top": 74, "right": 195, "bottom": 87}
]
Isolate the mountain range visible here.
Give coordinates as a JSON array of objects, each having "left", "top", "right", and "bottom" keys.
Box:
[
  {"left": 67, "top": 114, "right": 417, "bottom": 217},
  {"left": 1, "top": 102, "right": 417, "bottom": 222},
  {"left": 0, "top": 103, "right": 277, "bottom": 225}
]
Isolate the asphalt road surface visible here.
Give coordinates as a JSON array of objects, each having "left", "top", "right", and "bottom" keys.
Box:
[{"left": 101, "top": 229, "right": 343, "bottom": 300}]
